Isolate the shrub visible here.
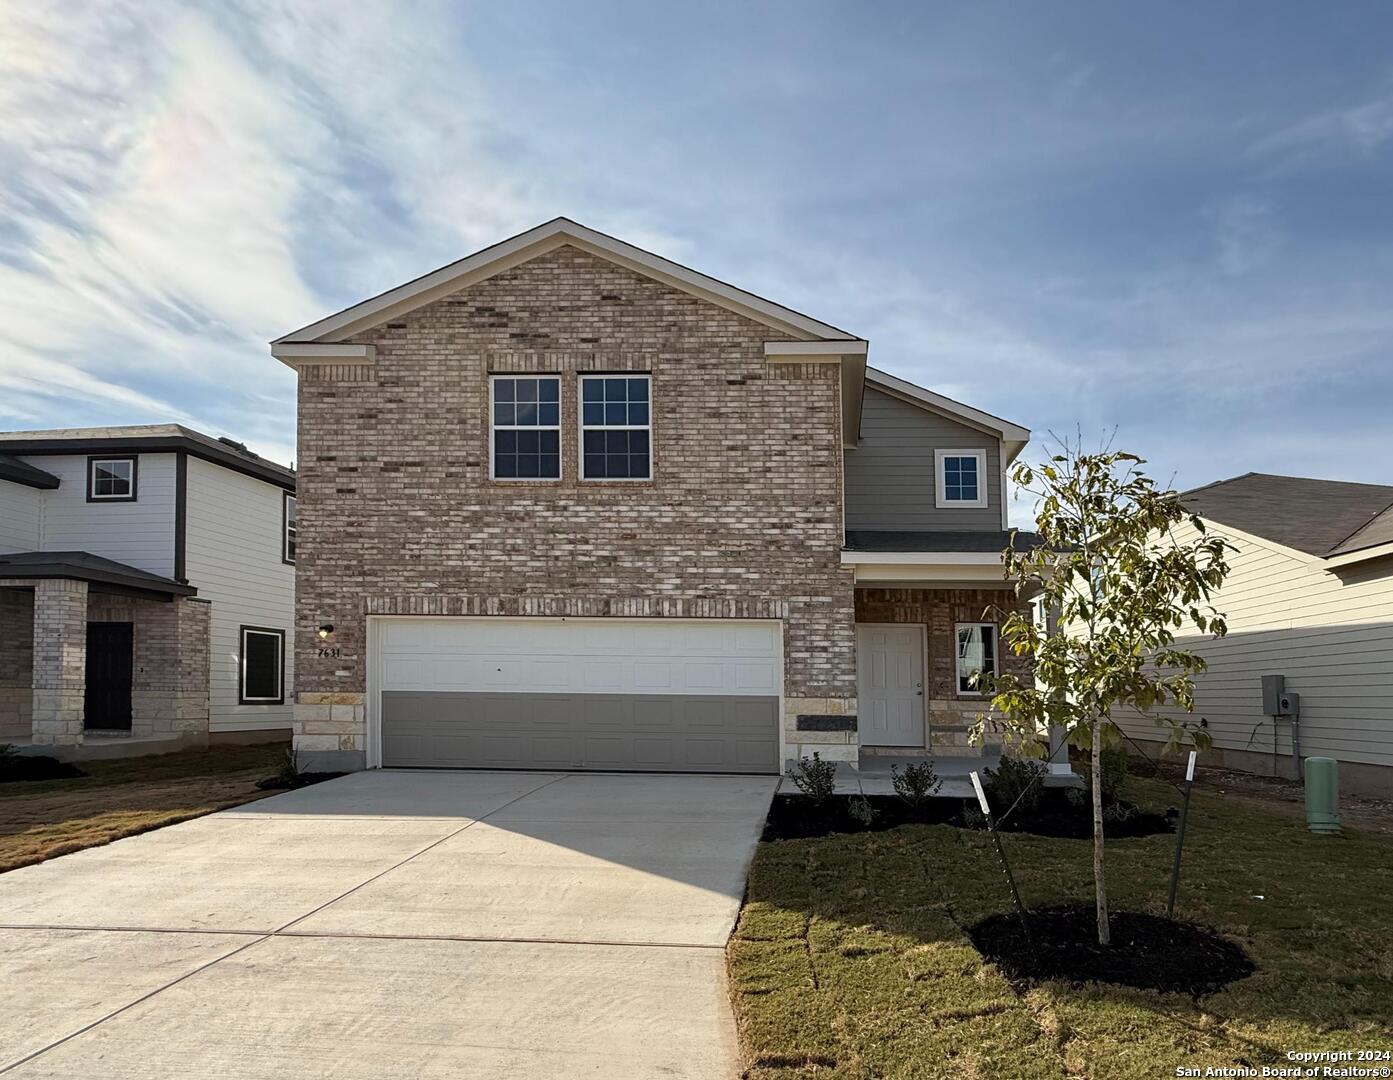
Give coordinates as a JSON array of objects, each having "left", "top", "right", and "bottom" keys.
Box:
[
  {"left": 847, "top": 795, "right": 877, "bottom": 826},
  {"left": 891, "top": 760, "right": 943, "bottom": 808},
  {"left": 1086, "top": 746, "right": 1130, "bottom": 804},
  {"left": 982, "top": 756, "right": 1046, "bottom": 816},
  {"left": 789, "top": 752, "right": 838, "bottom": 806}
]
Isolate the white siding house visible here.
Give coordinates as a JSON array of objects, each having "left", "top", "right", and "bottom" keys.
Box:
[
  {"left": 0, "top": 480, "right": 41, "bottom": 551},
  {"left": 1119, "top": 474, "right": 1393, "bottom": 797}
]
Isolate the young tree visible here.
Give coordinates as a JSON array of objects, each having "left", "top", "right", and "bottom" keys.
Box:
[{"left": 975, "top": 442, "right": 1233, "bottom": 945}]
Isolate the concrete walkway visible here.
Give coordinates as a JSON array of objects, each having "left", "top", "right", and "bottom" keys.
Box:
[{"left": 0, "top": 769, "right": 776, "bottom": 1079}]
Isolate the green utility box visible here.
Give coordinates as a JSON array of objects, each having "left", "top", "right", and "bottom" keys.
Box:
[{"left": 1304, "top": 757, "right": 1340, "bottom": 835}]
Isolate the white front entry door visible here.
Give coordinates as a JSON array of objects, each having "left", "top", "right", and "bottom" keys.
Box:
[{"left": 856, "top": 624, "right": 925, "bottom": 747}]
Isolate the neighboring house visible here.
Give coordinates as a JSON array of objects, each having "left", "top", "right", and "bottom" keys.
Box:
[
  {"left": 1116, "top": 472, "right": 1393, "bottom": 797},
  {"left": 0, "top": 425, "right": 297, "bottom": 754},
  {"left": 271, "top": 217, "right": 1037, "bottom": 774}
]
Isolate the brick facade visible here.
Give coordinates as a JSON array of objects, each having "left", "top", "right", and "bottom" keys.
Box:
[
  {"left": 27, "top": 578, "right": 88, "bottom": 745},
  {"left": 854, "top": 587, "right": 1031, "bottom": 756},
  {"left": 292, "top": 244, "right": 857, "bottom": 767}
]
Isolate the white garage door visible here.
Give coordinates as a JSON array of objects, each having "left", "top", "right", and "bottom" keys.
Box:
[{"left": 373, "top": 617, "right": 781, "bottom": 773}]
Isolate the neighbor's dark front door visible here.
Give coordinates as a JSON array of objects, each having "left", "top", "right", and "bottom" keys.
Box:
[{"left": 84, "top": 621, "right": 133, "bottom": 731}]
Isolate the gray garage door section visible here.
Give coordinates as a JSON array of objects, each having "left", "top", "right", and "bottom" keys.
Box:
[{"left": 381, "top": 691, "right": 780, "bottom": 773}]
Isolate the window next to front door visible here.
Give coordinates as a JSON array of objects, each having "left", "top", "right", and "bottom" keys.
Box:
[
  {"left": 87, "top": 456, "right": 138, "bottom": 502},
  {"left": 239, "top": 626, "right": 285, "bottom": 705},
  {"left": 955, "top": 622, "right": 997, "bottom": 695}
]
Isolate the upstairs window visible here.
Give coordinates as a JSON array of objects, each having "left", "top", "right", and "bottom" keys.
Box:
[
  {"left": 935, "top": 449, "right": 987, "bottom": 509},
  {"left": 239, "top": 626, "right": 285, "bottom": 705},
  {"left": 87, "top": 456, "right": 137, "bottom": 502},
  {"left": 283, "top": 493, "right": 297, "bottom": 564},
  {"left": 955, "top": 623, "right": 997, "bottom": 695},
  {"left": 580, "top": 374, "right": 651, "bottom": 480},
  {"left": 491, "top": 376, "right": 560, "bottom": 480}
]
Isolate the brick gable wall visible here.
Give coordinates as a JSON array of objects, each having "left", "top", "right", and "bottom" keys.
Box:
[{"left": 292, "top": 244, "right": 857, "bottom": 766}]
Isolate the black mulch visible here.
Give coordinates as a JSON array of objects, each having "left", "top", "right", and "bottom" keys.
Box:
[
  {"left": 0, "top": 754, "right": 87, "bottom": 783},
  {"left": 762, "top": 791, "right": 1175, "bottom": 842},
  {"left": 968, "top": 904, "right": 1255, "bottom": 995},
  {"left": 255, "top": 772, "right": 347, "bottom": 791}
]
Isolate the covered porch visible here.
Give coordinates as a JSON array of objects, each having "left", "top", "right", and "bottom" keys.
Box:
[{"left": 0, "top": 552, "right": 211, "bottom": 755}]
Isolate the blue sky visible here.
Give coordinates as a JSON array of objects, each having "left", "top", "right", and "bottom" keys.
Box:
[{"left": 2, "top": 2, "right": 1390, "bottom": 523}]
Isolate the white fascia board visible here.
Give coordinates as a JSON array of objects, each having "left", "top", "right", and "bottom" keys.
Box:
[
  {"left": 273, "top": 218, "right": 859, "bottom": 346},
  {"left": 865, "top": 366, "right": 1030, "bottom": 446},
  {"left": 1322, "top": 540, "right": 1393, "bottom": 569},
  {"left": 764, "top": 340, "right": 869, "bottom": 359},
  {"left": 271, "top": 343, "right": 376, "bottom": 368},
  {"left": 841, "top": 551, "right": 1005, "bottom": 566}
]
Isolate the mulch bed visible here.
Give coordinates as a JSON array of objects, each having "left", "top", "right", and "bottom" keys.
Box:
[
  {"left": 255, "top": 771, "right": 346, "bottom": 791},
  {"left": 762, "top": 791, "right": 1175, "bottom": 842},
  {"left": 967, "top": 904, "right": 1255, "bottom": 995},
  {"left": 0, "top": 754, "right": 87, "bottom": 784}
]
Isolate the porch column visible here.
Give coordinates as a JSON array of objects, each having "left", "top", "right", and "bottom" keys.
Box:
[
  {"left": 1047, "top": 723, "right": 1073, "bottom": 777},
  {"left": 29, "top": 579, "right": 88, "bottom": 745}
]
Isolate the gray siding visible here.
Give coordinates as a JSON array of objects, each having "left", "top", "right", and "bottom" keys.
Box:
[
  {"left": 844, "top": 387, "right": 1003, "bottom": 531},
  {"left": 20, "top": 453, "right": 177, "bottom": 576},
  {"left": 0, "top": 479, "right": 42, "bottom": 552}
]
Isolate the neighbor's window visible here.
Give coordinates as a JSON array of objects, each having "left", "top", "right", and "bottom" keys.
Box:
[
  {"left": 87, "top": 457, "right": 137, "bottom": 501},
  {"left": 239, "top": 627, "right": 285, "bottom": 705},
  {"left": 491, "top": 375, "right": 561, "bottom": 479},
  {"left": 955, "top": 623, "right": 997, "bottom": 695},
  {"left": 283, "top": 493, "right": 297, "bottom": 564},
  {"left": 935, "top": 449, "right": 987, "bottom": 509},
  {"left": 580, "top": 374, "right": 651, "bottom": 480}
]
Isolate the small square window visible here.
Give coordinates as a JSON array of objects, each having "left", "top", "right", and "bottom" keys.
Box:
[
  {"left": 87, "top": 457, "right": 137, "bottom": 501},
  {"left": 935, "top": 449, "right": 988, "bottom": 509},
  {"left": 579, "top": 374, "right": 652, "bottom": 480},
  {"left": 491, "top": 375, "right": 561, "bottom": 480},
  {"left": 955, "top": 623, "right": 997, "bottom": 695}
]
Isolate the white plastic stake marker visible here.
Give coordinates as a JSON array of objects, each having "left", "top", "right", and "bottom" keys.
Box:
[
  {"left": 1186, "top": 750, "right": 1197, "bottom": 782},
  {"left": 970, "top": 771, "right": 990, "bottom": 815}
]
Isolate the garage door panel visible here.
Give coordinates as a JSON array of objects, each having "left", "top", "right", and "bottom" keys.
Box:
[{"left": 376, "top": 619, "right": 780, "bottom": 773}]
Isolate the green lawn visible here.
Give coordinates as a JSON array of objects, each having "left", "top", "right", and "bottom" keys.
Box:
[{"left": 727, "top": 777, "right": 1393, "bottom": 1079}]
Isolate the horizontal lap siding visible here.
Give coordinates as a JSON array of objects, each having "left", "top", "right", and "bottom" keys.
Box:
[
  {"left": 184, "top": 457, "right": 295, "bottom": 732},
  {"left": 1118, "top": 519, "right": 1393, "bottom": 768},
  {"left": 843, "top": 387, "right": 1002, "bottom": 531},
  {"left": 0, "top": 479, "right": 41, "bottom": 552}
]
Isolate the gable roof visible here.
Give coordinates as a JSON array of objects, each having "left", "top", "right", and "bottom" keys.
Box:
[
  {"left": 863, "top": 367, "right": 1031, "bottom": 462},
  {"left": 1182, "top": 472, "right": 1393, "bottom": 563},
  {"left": 273, "top": 217, "right": 861, "bottom": 347},
  {"left": 0, "top": 424, "right": 295, "bottom": 491}
]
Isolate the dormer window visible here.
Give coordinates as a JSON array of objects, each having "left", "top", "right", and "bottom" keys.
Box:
[
  {"left": 934, "top": 449, "right": 987, "bottom": 509},
  {"left": 87, "top": 456, "right": 137, "bottom": 502}
]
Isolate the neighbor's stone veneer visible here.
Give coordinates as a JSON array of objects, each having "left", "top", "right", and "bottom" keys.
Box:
[
  {"left": 854, "top": 587, "right": 1032, "bottom": 756},
  {"left": 26, "top": 579, "right": 88, "bottom": 745},
  {"left": 291, "top": 244, "right": 857, "bottom": 767}
]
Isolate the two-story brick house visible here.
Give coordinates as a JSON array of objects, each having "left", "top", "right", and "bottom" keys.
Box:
[
  {"left": 0, "top": 426, "right": 296, "bottom": 753},
  {"left": 273, "top": 219, "right": 1035, "bottom": 774}
]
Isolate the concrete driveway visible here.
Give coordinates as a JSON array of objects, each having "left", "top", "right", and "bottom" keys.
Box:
[{"left": 0, "top": 769, "right": 775, "bottom": 1078}]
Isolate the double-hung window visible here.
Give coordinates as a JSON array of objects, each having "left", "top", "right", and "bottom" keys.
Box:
[
  {"left": 283, "top": 493, "right": 297, "bottom": 564},
  {"left": 491, "top": 376, "right": 561, "bottom": 479},
  {"left": 955, "top": 623, "right": 997, "bottom": 695},
  {"left": 239, "top": 626, "right": 285, "bottom": 705},
  {"left": 580, "top": 375, "right": 651, "bottom": 480},
  {"left": 935, "top": 449, "right": 988, "bottom": 509},
  {"left": 87, "top": 456, "right": 137, "bottom": 502}
]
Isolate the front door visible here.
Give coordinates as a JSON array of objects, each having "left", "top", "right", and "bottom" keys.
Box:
[
  {"left": 856, "top": 624, "right": 925, "bottom": 747},
  {"left": 84, "top": 621, "right": 133, "bottom": 731}
]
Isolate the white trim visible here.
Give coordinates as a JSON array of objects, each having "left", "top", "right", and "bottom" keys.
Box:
[
  {"left": 935, "top": 448, "right": 989, "bottom": 509},
  {"left": 866, "top": 366, "right": 1029, "bottom": 459},
  {"left": 855, "top": 622, "right": 928, "bottom": 748},
  {"left": 273, "top": 218, "right": 858, "bottom": 346},
  {"left": 842, "top": 551, "right": 1004, "bottom": 566},
  {"left": 364, "top": 614, "right": 785, "bottom": 771},
  {"left": 239, "top": 627, "right": 285, "bottom": 704},
  {"left": 1324, "top": 539, "right": 1393, "bottom": 568},
  {"left": 271, "top": 343, "right": 375, "bottom": 368},
  {"left": 88, "top": 457, "right": 135, "bottom": 500},
  {"left": 283, "top": 492, "right": 297, "bottom": 564},
  {"left": 577, "top": 373, "right": 653, "bottom": 482},
  {"left": 489, "top": 374, "right": 562, "bottom": 482},
  {"left": 764, "top": 340, "right": 868, "bottom": 361},
  {"left": 954, "top": 622, "right": 997, "bottom": 697}
]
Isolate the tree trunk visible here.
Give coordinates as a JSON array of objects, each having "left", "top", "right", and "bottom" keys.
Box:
[{"left": 1092, "top": 721, "right": 1110, "bottom": 945}]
